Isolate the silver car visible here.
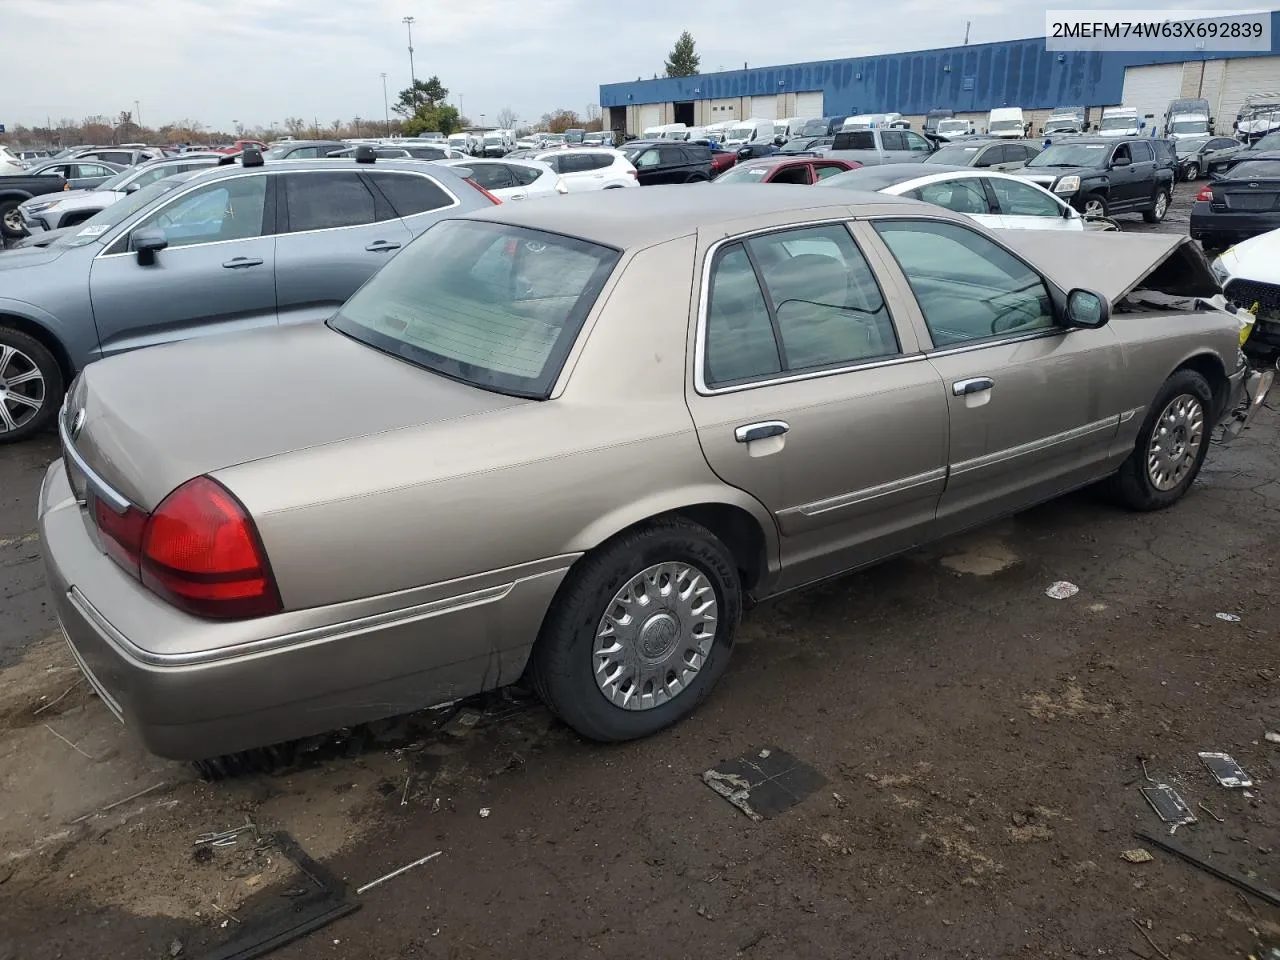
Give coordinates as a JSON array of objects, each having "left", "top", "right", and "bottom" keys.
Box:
[
  {"left": 0, "top": 157, "right": 497, "bottom": 442},
  {"left": 39, "top": 186, "right": 1266, "bottom": 763}
]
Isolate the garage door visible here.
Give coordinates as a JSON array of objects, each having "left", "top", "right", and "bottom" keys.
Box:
[
  {"left": 794, "top": 91, "right": 824, "bottom": 118},
  {"left": 1121, "top": 64, "right": 1183, "bottom": 131},
  {"left": 638, "top": 104, "right": 662, "bottom": 131},
  {"left": 1216, "top": 56, "right": 1280, "bottom": 131},
  {"left": 750, "top": 95, "right": 777, "bottom": 120}
]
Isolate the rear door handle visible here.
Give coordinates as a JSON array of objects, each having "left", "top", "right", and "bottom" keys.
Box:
[
  {"left": 734, "top": 420, "right": 789, "bottom": 443},
  {"left": 365, "top": 241, "right": 402, "bottom": 252},
  {"left": 222, "top": 257, "right": 263, "bottom": 268},
  {"left": 952, "top": 377, "right": 994, "bottom": 396}
]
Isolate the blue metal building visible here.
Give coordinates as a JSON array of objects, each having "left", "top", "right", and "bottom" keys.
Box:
[{"left": 600, "top": 16, "right": 1280, "bottom": 133}]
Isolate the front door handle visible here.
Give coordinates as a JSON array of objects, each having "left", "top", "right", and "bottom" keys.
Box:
[
  {"left": 222, "top": 257, "right": 264, "bottom": 268},
  {"left": 734, "top": 420, "right": 789, "bottom": 443},
  {"left": 365, "top": 241, "right": 402, "bottom": 252},
  {"left": 953, "top": 377, "right": 994, "bottom": 396}
]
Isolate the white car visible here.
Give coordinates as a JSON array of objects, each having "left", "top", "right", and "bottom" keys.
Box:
[
  {"left": 817, "top": 165, "right": 1087, "bottom": 231},
  {"left": 435, "top": 157, "right": 566, "bottom": 201},
  {"left": 0, "top": 145, "right": 28, "bottom": 174},
  {"left": 529, "top": 148, "right": 638, "bottom": 192},
  {"left": 1211, "top": 228, "right": 1280, "bottom": 311}
]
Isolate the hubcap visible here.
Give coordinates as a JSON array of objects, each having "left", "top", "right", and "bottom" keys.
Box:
[
  {"left": 1155, "top": 193, "right": 1168, "bottom": 218},
  {"left": 1186, "top": 164, "right": 1199, "bottom": 180},
  {"left": 1146, "top": 393, "right": 1204, "bottom": 491},
  {"left": 0, "top": 343, "right": 45, "bottom": 434},
  {"left": 593, "top": 561, "right": 718, "bottom": 711},
  {"left": 1, "top": 208, "right": 21, "bottom": 232},
  {"left": 1085, "top": 199, "right": 1104, "bottom": 217}
]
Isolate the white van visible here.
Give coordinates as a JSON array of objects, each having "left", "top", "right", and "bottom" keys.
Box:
[
  {"left": 840, "top": 113, "right": 909, "bottom": 131},
  {"left": 934, "top": 118, "right": 976, "bottom": 139},
  {"left": 774, "top": 117, "right": 810, "bottom": 139},
  {"left": 447, "top": 132, "right": 479, "bottom": 154},
  {"left": 1097, "top": 107, "right": 1141, "bottom": 137},
  {"left": 722, "top": 118, "right": 775, "bottom": 146},
  {"left": 641, "top": 123, "right": 689, "bottom": 140},
  {"left": 987, "top": 107, "right": 1027, "bottom": 138}
]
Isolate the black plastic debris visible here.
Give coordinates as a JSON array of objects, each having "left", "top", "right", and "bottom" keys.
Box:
[{"left": 702, "top": 747, "right": 826, "bottom": 821}]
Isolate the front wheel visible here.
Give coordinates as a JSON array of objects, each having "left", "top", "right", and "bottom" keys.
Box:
[
  {"left": 0, "top": 200, "right": 27, "bottom": 240},
  {"left": 0, "top": 326, "right": 63, "bottom": 444},
  {"left": 1143, "top": 188, "right": 1171, "bottom": 223},
  {"left": 530, "top": 518, "right": 742, "bottom": 742},
  {"left": 1080, "top": 193, "right": 1109, "bottom": 219},
  {"left": 1109, "top": 369, "right": 1213, "bottom": 511},
  {"left": 1184, "top": 162, "right": 1200, "bottom": 181}
]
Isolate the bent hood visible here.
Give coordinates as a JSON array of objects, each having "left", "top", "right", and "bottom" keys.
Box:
[
  {"left": 64, "top": 322, "right": 531, "bottom": 510},
  {"left": 1219, "top": 227, "right": 1280, "bottom": 285},
  {"left": 995, "top": 231, "right": 1220, "bottom": 305}
]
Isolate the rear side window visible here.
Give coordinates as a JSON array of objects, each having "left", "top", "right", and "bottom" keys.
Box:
[
  {"left": 467, "top": 164, "right": 516, "bottom": 190},
  {"left": 284, "top": 172, "right": 379, "bottom": 231},
  {"left": 540, "top": 155, "right": 562, "bottom": 173},
  {"left": 365, "top": 171, "right": 454, "bottom": 217},
  {"left": 559, "top": 154, "right": 594, "bottom": 174},
  {"left": 1130, "top": 141, "right": 1153, "bottom": 162},
  {"left": 833, "top": 131, "right": 876, "bottom": 150},
  {"left": 508, "top": 164, "right": 544, "bottom": 186},
  {"left": 330, "top": 221, "right": 619, "bottom": 398}
]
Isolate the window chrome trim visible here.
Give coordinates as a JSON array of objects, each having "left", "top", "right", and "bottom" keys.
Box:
[
  {"left": 949, "top": 414, "right": 1119, "bottom": 476},
  {"left": 782, "top": 467, "right": 947, "bottom": 519},
  {"left": 92, "top": 167, "right": 459, "bottom": 260},
  {"left": 693, "top": 216, "right": 914, "bottom": 396},
  {"left": 925, "top": 327, "right": 1067, "bottom": 358},
  {"left": 57, "top": 401, "right": 133, "bottom": 514}
]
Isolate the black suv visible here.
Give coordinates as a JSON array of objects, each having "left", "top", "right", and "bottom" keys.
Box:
[
  {"left": 1014, "top": 136, "right": 1174, "bottom": 221},
  {"left": 619, "top": 141, "right": 713, "bottom": 184}
]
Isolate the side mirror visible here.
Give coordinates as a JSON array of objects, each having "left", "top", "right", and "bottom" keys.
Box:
[
  {"left": 1065, "top": 288, "right": 1110, "bottom": 328},
  {"left": 132, "top": 227, "right": 168, "bottom": 264}
]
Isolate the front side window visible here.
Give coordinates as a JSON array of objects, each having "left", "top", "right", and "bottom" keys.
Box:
[
  {"left": 989, "top": 178, "right": 1062, "bottom": 218},
  {"left": 284, "top": 172, "right": 378, "bottom": 231},
  {"left": 813, "top": 164, "right": 847, "bottom": 180},
  {"left": 330, "top": 221, "right": 618, "bottom": 398},
  {"left": 131, "top": 175, "right": 268, "bottom": 249},
  {"left": 631, "top": 149, "right": 661, "bottom": 168},
  {"left": 703, "top": 224, "right": 898, "bottom": 387},
  {"left": 1111, "top": 143, "right": 1133, "bottom": 164},
  {"left": 903, "top": 131, "right": 931, "bottom": 152},
  {"left": 880, "top": 131, "right": 908, "bottom": 151},
  {"left": 874, "top": 219, "right": 1054, "bottom": 346}
]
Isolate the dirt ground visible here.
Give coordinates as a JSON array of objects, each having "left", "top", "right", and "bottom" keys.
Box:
[{"left": 3, "top": 182, "right": 1279, "bottom": 960}]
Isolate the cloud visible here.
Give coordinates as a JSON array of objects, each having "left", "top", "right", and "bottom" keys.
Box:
[{"left": 1, "top": 0, "right": 1210, "bottom": 131}]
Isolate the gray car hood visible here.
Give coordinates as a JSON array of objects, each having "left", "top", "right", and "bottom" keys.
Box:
[
  {"left": 0, "top": 245, "right": 70, "bottom": 270},
  {"left": 994, "top": 231, "right": 1220, "bottom": 305},
  {"left": 67, "top": 321, "right": 530, "bottom": 510}
]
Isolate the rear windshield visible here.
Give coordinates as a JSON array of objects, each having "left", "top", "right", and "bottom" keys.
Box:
[
  {"left": 1170, "top": 119, "right": 1209, "bottom": 135},
  {"left": 329, "top": 220, "right": 619, "bottom": 399},
  {"left": 925, "top": 145, "right": 981, "bottom": 163},
  {"left": 832, "top": 131, "right": 875, "bottom": 150},
  {"left": 1255, "top": 133, "right": 1280, "bottom": 151},
  {"left": 1225, "top": 160, "right": 1280, "bottom": 180},
  {"left": 712, "top": 163, "right": 773, "bottom": 183},
  {"left": 1099, "top": 116, "right": 1136, "bottom": 131},
  {"left": 1028, "top": 143, "right": 1108, "bottom": 167}
]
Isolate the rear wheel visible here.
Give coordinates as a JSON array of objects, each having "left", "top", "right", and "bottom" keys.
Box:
[
  {"left": 1143, "top": 188, "right": 1171, "bottom": 223},
  {"left": 531, "top": 518, "right": 741, "bottom": 742},
  {"left": 0, "top": 326, "right": 63, "bottom": 444},
  {"left": 0, "top": 200, "right": 26, "bottom": 240},
  {"left": 1110, "top": 369, "right": 1213, "bottom": 511}
]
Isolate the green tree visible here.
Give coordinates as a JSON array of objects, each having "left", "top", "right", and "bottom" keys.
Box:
[
  {"left": 393, "top": 77, "right": 449, "bottom": 117},
  {"left": 403, "top": 104, "right": 461, "bottom": 137},
  {"left": 664, "top": 31, "right": 700, "bottom": 77}
]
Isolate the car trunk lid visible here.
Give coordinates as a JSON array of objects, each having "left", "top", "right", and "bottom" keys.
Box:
[
  {"left": 60, "top": 321, "right": 531, "bottom": 512},
  {"left": 1213, "top": 176, "right": 1280, "bottom": 212}
]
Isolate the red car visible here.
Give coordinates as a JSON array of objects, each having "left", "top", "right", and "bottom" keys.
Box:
[
  {"left": 214, "top": 139, "right": 267, "bottom": 155},
  {"left": 710, "top": 155, "right": 861, "bottom": 184}
]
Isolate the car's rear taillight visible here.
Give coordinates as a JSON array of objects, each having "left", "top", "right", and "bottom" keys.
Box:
[
  {"left": 139, "top": 476, "right": 281, "bottom": 620},
  {"left": 465, "top": 178, "right": 503, "bottom": 205},
  {"left": 1196, "top": 184, "right": 1213, "bottom": 202}
]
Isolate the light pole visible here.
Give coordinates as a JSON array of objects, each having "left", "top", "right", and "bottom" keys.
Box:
[
  {"left": 354, "top": 116, "right": 362, "bottom": 138},
  {"left": 402, "top": 16, "right": 418, "bottom": 111},
  {"left": 380, "top": 72, "right": 391, "bottom": 135},
  {"left": 135, "top": 99, "right": 142, "bottom": 134}
]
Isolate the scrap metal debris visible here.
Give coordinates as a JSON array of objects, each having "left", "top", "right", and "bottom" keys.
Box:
[
  {"left": 1122, "top": 848, "right": 1154, "bottom": 863},
  {"left": 355, "top": 851, "right": 442, "bottom": 895},
  {"left": 1266, "top": 732, "right": 1280, "bottom": 745},
  {"left": 1141, "top": 783, "right": 1197, "bottom": 833},
  {"left": 1215, "top": 612, "right": 1242, "bottom": 622},
  {"left": 702, "top": 747, "right": 827, "bottom": 821},
  {"left": 195, "top": 819, "right": 259, "bottom": 849},
  {"left": 1197, "top": 801, "right": 1226, "bottom": 823},
  {"left": 1200, "top": 752, "right": 1253, "bottom": 788},
  {"left": 1137, "top": 830, "right": 1280, "bottom": 909},
  {"left": 1045, "top": 581, "right": 1079, "bottom": 600}
]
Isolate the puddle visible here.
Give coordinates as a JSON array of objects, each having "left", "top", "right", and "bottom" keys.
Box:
[{"left": 939, "top": 538, "right": 1019, "bottom": 576}]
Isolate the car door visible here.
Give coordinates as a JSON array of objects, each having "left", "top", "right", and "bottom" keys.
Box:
[
  {"left": 273, "top": 169, "right": 413, "bottom": 326},
  {"left": 906, "top": 177, "right": 998, "bottom": 228},
  {"left": 868, "top": 217, "right": 1125, "bottom": 535},
  {"left": 879, "top": 130, "right": 911, "bottom": 162},
  {"left": 902, "top": 130, "right": 935, "bottom": 162},
  {"left": 985, "top": 176, "right": 1078, "bottom": 230},
  {"left": 1128, "top": 140, "right": 1158, "bottom": 203},
  {"left": 684, "top": 221, "right": 949, "bottom": 591},
  {"left": 1106, "top": 142, "right": 1139, "bottom": 209},
  {"left": 86, "top": 171, "right": 278, "bottom": 360}
]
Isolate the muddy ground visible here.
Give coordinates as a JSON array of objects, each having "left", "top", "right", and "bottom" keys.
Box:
[{"left": 2, "top": 182, "right": 1278, "bottom": 960}]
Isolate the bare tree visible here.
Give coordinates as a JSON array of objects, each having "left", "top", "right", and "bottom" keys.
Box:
[
  {"left": 496, "top": 107, "right": 518, "bottom": 130},
  {"left": 284, "top": 117, "right": 307, "bottom": 138}
]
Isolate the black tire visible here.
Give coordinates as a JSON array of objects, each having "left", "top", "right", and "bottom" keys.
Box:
[
  {"left": 1184, "top": 161, "right": 1200, "bottom": 181},
  {"left": 0, "top": 199, "right": 27, "bottom": 240},
  {"left": 1109, "top": 369, "right": 1214, "bottom": 511},
  {"left": 1143, "top": 187, "right": 1171, "bottom": 223},
  {"left": 530, "top": 518, "right": 742, "bottom": 742},
  {"left": 0, "top": 325, "right": 64, "bottom": 444},
  {"left": 1079, "top": 193, "right": 1109, "bottom": 219}
]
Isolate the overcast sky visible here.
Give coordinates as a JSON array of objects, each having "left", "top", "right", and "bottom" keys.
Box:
[{"left": 2, "top": 0, "right": 1221, "bottom": 131}]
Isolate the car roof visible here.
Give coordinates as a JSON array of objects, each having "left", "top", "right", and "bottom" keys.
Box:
[
  {"left": 466, "top": 183, "right": 926, "bottom": 249},
  {"left": 177, "top": 157, "right": 469, "bottom": 185}
]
